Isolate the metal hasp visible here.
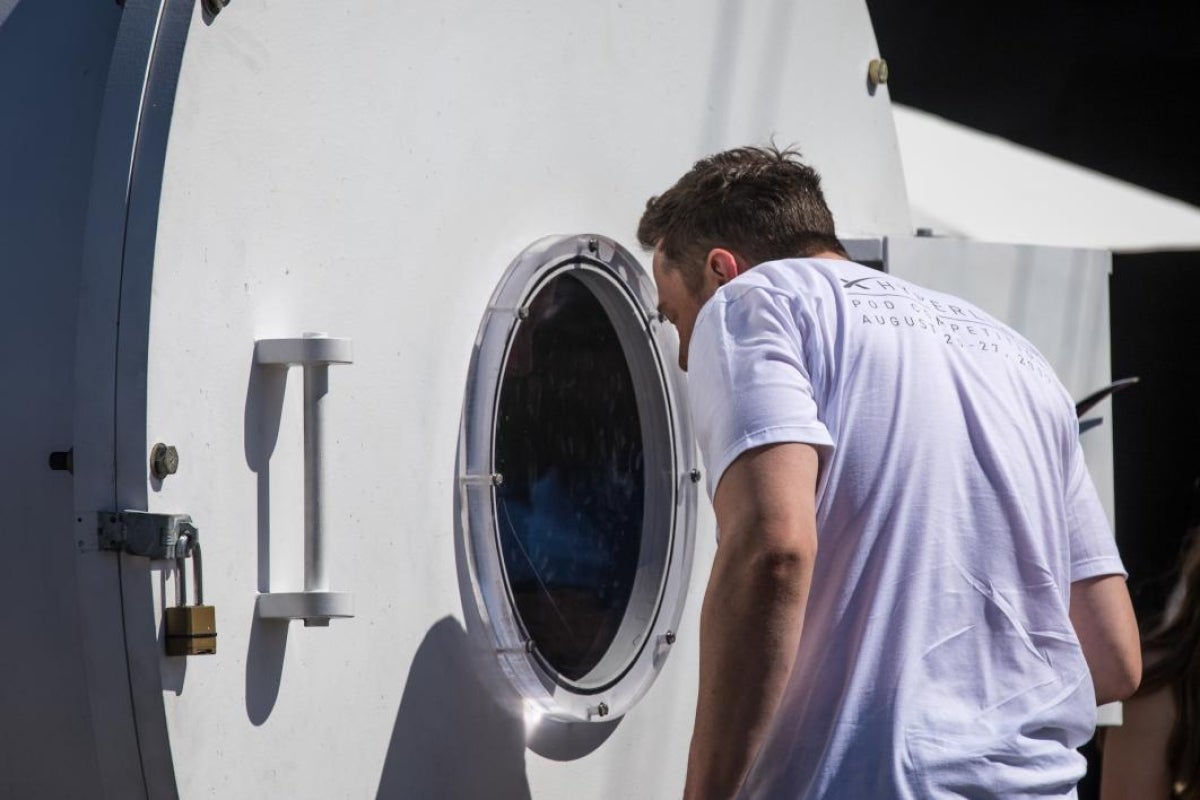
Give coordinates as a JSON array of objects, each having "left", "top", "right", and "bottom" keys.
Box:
[
  {"left": 98, "top": 511, "right": 197, "bottom": 560},
  {"left": 253, "top": 333, "right": 355, "bottom": 626}
]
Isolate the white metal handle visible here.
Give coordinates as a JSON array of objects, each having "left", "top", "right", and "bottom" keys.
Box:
[{"left": 254, "top": 333, "right": 355, "bottom": 625}]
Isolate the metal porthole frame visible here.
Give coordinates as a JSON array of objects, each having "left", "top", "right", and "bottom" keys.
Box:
[{"left": 457, "top": 233, "right": 698, "bottom": 722}]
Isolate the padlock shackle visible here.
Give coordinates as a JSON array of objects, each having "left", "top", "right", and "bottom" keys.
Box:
[
  {"left": 173, "top": 532, "right": 204, "bottom": 607},
  {"left": 175, "top": 531, "right": 191, "bottom": 608},
  {"left": 192, "top": 541, "right": 204, "bottom": 607}
]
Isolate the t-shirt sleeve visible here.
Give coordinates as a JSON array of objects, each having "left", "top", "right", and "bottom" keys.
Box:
[
  {"left": 1064, "top": 435, "right": 1126, "bottom": 582},
  {"left": 687, "top": 286, "right": 835, "bottom": 499}
]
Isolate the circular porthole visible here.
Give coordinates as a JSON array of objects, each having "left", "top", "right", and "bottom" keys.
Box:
[{"left": 458, "top": 234, "right": 697, "bottom": 722}]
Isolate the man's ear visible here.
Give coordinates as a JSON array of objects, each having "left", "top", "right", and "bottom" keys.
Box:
[{"left": 705, "top": 248, "right": 743, "bottom": 285}]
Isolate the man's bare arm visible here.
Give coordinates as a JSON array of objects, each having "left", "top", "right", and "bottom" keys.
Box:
[
  {"left": 683, "top": 443, "right": 819, "bottom": 799},
  {"left": 1069, "top": 574, "right": 1141, "bottom": 705}
]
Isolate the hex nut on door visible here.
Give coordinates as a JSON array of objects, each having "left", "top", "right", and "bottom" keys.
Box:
[{"left": 151, "top": 443, "right": 179, "bottom": 480}]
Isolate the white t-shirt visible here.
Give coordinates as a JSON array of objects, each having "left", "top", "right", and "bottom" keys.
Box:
[{"left": 687, "top": 258, "right": 1125, "bottom": 799}]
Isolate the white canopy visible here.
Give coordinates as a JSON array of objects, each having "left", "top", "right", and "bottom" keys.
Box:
[{"left": 894, "top": 104, "right": 1200, "bottom": 252}]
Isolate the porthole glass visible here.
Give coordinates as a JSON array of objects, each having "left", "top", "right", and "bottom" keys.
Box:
[
  {"left": 458, "top": 234, "right": 697, "bottom": 721},
  {"left": 494, "top": 273, "right": 645, "bottom": 681}
]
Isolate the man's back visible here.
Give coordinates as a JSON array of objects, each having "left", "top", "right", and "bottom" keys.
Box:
[{"left": 687, "top": 258, "right": 1125, "bottom": 798}]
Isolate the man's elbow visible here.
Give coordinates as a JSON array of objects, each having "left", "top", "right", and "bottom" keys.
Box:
[
  {"left": 1069, "top": 574, "right": 1143, "bottom": 705},
  {"left": 750, "top": 537, "right": 816, "bottom": 602},
  {"left": 1094, "top": 648, "right": 1142, "bottom": 705}
]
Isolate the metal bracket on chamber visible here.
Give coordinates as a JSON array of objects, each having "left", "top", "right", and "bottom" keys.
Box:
[
  {"left": 98, "top": 511, "right": 198, "bottom": 560},
  {"left": 253, "top": 333, "right": 355, "bottom": 627}
]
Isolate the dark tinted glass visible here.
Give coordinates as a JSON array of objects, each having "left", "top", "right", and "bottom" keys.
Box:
[{"left": 495, "top": 273, "right": 645, "bottom": 681}]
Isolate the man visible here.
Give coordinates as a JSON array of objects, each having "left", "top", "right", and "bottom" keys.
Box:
[{"left": 638, "top": 145, "right": 1142, "bottom": 799}]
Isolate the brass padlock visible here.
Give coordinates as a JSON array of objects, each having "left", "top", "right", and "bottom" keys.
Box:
[{"left": 165, "top": 537, "right": 216, "bottom": 657}]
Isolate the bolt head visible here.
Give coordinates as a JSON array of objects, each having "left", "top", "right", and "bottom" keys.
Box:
[
  {"left": 664, "top": 630, "right": 676, "bottom": 645},
  {"left": 596, "top": 702, "right": 609, "bottom": 717},
  {"left": 868, "top": 58, "right": 889, "bottom": 87},
  {"left": 151, "top": 444, "right": 179, "bottom": 480},
  {"left": 689, "top": 468, "right": 702, "bottom": 483}
]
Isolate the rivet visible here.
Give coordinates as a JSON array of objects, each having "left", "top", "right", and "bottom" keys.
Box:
[
  {"left": 689, "top": 468, "right": 701, "bottom": 483},
  {"left": 587, "top": 237, "right": 600, "bottom": 254},
  {"left": 595, "top": 702, "right": 609, "bottom": 717},
  {"left": 868, "top": 58, "right": 889, "bottom": 88}
]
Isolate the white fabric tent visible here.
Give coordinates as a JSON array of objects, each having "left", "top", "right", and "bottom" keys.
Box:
[{"left": 893, "top": 104, "right": 1200, "bottom": 252}]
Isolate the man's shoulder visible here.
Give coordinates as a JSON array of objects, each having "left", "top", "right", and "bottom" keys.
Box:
[
  {"left": 716, "top": 257, "right": 857, "bottom": 304},
  {"left": 753, "top": 256, "right": 867, "bottom": 281}
]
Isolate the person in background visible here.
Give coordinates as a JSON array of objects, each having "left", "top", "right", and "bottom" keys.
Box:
[
  {"left": 1102, "top": 507, "right": 1200, "bottom": 799},
  {"left": 638, "top": 144, "right": 1142, "bottom": 799}
]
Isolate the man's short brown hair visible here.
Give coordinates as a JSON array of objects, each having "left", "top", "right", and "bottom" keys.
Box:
[{"left": 637, "top": 144, "right": 846, "bottom": 289}]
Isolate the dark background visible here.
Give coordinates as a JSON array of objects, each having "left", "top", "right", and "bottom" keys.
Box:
[
  {"left": 866, "top": 0, "right": 1200, "bottom": 207},
  {"left": 866, "top": 3, "right": 1200, "bottom": 795}
]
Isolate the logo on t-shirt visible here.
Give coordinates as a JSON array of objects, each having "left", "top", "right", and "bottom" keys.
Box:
[{"left": 840, "top": 275, "right": 1053, "bottom": 382}]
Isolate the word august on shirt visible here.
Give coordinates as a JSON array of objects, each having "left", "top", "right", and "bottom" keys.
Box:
[{"left": 843, "top": 277, "right": 1054, "bottom": 382}]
